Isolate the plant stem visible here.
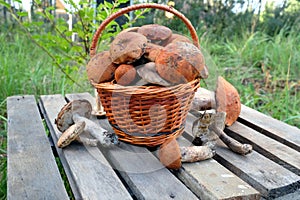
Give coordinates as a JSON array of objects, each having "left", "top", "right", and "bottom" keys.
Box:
[{"left": 7, "top": 6, "right": 83, "bottom": 88}]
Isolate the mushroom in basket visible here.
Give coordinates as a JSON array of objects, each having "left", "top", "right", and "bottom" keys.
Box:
[{"left": 55, "top": 99, "right": 118, "bottom": 148}]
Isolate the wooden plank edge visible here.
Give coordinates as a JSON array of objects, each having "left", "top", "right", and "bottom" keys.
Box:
[
  {"left": 7, "top": 95, "right": 69, "bottom": 200},
  {"left": 238, "top": 105, "right": 300, "bottom": 152},
  {"left": 225, "top": 125, "right": 300, "bottom": 176},
  {"left": 213, "top": 150, "right": 300, "bottom": 199},
  {"left": 38, "top": 96, "right": 82, "bottom": 200},
  {"left": 155, "top": 138, "right": 260, "bottom": 200},
  {"left": 185, "top": 112, "right": 300, "bottom": 199},
  {"left": 41, "top": 94, "right": 133, "bottom": 200}
]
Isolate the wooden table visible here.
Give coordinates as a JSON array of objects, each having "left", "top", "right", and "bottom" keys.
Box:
[{"left": 7, "top": 93, "right": 300, "bottom": 200}]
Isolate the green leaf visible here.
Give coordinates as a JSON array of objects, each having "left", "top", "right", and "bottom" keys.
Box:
[
  {"left": 0, "top": 1, "right": 11, "bottom": 8},
  {"left": 16, "top": 11, "right": 28, "bottom": 17},
  {"left": 118, "top": 0, "right": 130, "bottom": 4}
]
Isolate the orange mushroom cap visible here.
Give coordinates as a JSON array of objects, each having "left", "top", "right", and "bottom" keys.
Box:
[
  {"left": 215, "top": 76, "right": 241, "bottom": 126},
  {"left": 159, "top": 138, "right": 181, "bottom": 169}
]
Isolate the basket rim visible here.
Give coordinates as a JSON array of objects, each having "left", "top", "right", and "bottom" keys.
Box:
[{"left": 92, "top": 79, "right": 200, "bottom": 95}]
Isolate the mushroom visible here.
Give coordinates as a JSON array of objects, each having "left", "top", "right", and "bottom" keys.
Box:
[
  {"left": 159, "top": 138, "right": 215, "bottom": 170},
  {"left": 114, "top": 64, "right": 137, "bottom": 86},
  {"left": 191, "top": 110, "right": 252, "bottom": 155},
  {"left": 155, "top": 42, "right": 205, "bottom": 84},
  {"left": 144, "top": 43, "right": 165, "bottom": 62},
  {"left": 137, "top": 24, "right": 172, "bottom": 45},
  {"left": 216, "top": 76, "right": 241, "bottom": 126},
  {"left": 208, "top": 112, "right": 252, "bottom": 155},
  {"left": 162, "top": 33, "right": 192, "bottom": 46},
  {"left": 136, "top": 62, "right": 172, "bottom": 86},
  {"left": 57, "top": 121, "right": 99, "bottom": 148},
  {"left": 109, "top": 32, "right": 148, "bottom": 64},
  {"left": 119, "top": 26, "right": 140, "bottom": 34},
  {"left": 55, "top": 99, "right": 118, "bottom": 148},
  {"left": 191, "top": 76, "right": 241, "bottom": 126},
  {"left": 92, "top": 89, "right": 106, "bottom": 117},
  {"left": 86, "top": 51, "right": 117, "bottom": 84},
  {"left": 159, "top": 138, "right": 181, "bottom": 169}
]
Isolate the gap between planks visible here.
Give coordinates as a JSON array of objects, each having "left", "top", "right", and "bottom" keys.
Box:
[
  {"left": 7, "top": 95, "right": 69, "bottom": 200},
  {"left": 186, "top": 112, "right": 300, "bottom": 199},
  {"left": 39, "top": 94, "right": 133, "bottom": 200}
]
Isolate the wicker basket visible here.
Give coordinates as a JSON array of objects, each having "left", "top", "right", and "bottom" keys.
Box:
[{"left": 90, "top": 3, "right": 201, "bottom": 147}]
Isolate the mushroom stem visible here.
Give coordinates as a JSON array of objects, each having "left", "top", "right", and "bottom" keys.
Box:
[
  {"left": 77, "top": 137, "right": 98, "bottom": 147},
  {"left": 73, "top": 114, "right": 118, "bottom": 147},
  {"left": 180, "top": 146, "right": 215, "bottom": 162},
  {"left": 209, "top": 124, "right": 252, "bottom": 155},
  {"left": 92, "top": 89, "right": 106, "bottom": 116},
  {"left": 190, "top": 88, "right": 216, "bottom": 111}
]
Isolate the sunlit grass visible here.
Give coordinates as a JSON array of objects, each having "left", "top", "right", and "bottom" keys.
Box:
[
  {"left": 201, "top": 29, "right": 300, "bottom": 128},
  {"left": 0, "top": 29, "right": 92, "bottom": 198}
]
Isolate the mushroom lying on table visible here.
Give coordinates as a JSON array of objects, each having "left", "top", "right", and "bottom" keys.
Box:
[
  {"left": 159, "top": 138, "right": 215, "bottom": 170},
  {"left": 55, "top": 99, "right": 118, "bottom": 148},
  {"left": 191, "top": 76, "right": 252, "bottom": 155}
]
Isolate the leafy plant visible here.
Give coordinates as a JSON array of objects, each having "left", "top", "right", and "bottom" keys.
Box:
[{"left": 1, "top": 0, "right": 147, "bottom": 89}]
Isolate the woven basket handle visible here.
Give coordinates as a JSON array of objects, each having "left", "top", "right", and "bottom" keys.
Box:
[{"left": 90, "top": 3, "right": 200, "bottom": 57}]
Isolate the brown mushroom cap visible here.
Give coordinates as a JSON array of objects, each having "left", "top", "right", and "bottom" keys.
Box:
[
  {"left": 215, "top": 76, "right": 241, "bottom": 126},
  {"left": 115, "top": 64, "right": 137, "bottom": 86},
  {"left": 159, "top": 138, "right": 182, "bottom": 169},
  {"left": 165, "top": 42, "right": 205, "bottom": 74},
  {"left": 57, "top": 121, "right": 86, "bottom": 148},
  {"left": 110, "top": 32, "right": 148, "bottom": 64},
  {"left": 162, "top": 33, "right": 192, "bottom": 46},
  {"left": 86, "top": 51, "right": 117, "bottom": 84},
  {"left": 155, "top": 42, "right": 205, "bottom": 84},
  {"left": 138, "top": 24, "right": 172, "bottom": 45},
  {"left": 119, "top": 26, "right": 140, "bottom": 34},
  {"left": 55, "top": 99, "right": 92, "bottom": 133},
  {"left": 144, "top": 43, "right": 165, "bottom": 62}
]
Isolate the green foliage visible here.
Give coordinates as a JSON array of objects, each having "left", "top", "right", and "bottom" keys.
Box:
[
  {"left": 201, "top": 29, "right": 300, "bottom": 127},
  {"left": 1, "top": 0, "right": 145, "bottom": 89},
  {"left": 138, "top": 0, "right": 300, "bottom": 39},
  {"left": 260, "top": 0, "right": 300, "bottom": 36}
]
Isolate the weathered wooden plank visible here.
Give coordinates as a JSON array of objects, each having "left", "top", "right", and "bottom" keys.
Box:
[
  {"left": 239, "top": 105, "right": 300, "bottom": 152},
  {"left": 7, "top": 95, "right": 69, "bottom": 200},
  {"left": 175, "top": 137, "right": 260, "bottom": 200},
  {"left": 67, "top": 93, "right": 199, "bottom": 200},
  {"left": 186, "top": 113, "right": 300, "bottom": 199},
  {"left": 226, "top": 121, "right": 300, "bottom": 176},
  {"left": 214, "top": 144, "right": 300, "bottom": 199},
  {"left": 39, "top": 94, "right": 132, "bottom": 200}
]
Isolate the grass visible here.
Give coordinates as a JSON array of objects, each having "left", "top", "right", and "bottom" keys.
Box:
[
  {"left": 200, "top": 29, "right": 300, "bottom": 127},
  {"left": 0, "top": 26, "right": 299, "bottom": 199},
  {"left": 0, "top": 28, "right": 91, "bottom": 199}
]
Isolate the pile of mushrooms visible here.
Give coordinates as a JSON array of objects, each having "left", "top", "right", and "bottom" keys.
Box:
[{"left": 86, "top": 24, "right": 207, "bottom": 87}]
